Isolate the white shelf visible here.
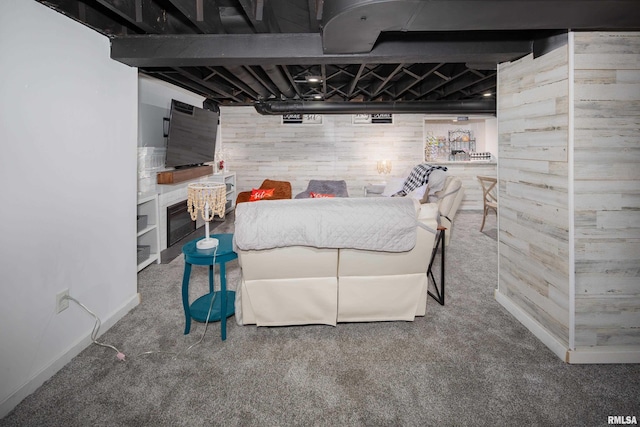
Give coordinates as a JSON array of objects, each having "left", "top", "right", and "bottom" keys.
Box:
[
  {"left": 209, "top": 172, "right": 236, "bottom": 214},
  {"left": 137, "top": 194, "right": 161, "bottom": 272}
]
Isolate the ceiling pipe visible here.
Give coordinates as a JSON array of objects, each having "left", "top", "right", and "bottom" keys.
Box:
[
  {"left": 226, "top": 66, "right": 272, "bottom": 99},
  {"left": 254, "top": 100, "right": 496, "bottom": 115},
  {"left": 261, "top": 65, "right": 296, "bottom": 98}
]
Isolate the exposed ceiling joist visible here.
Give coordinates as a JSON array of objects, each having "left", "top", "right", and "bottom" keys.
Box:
[
  {"left": 38, "top": 0, "right": 640, "bottom": 111},
  {"left": 110, "top": 33, "right": 533, "bottom": 67},
  {"left": 237, "top": 0, "right": 269, "bottom": 32},
  {"left": 165, "top": 0, "right": 225, "bottom": 34}
]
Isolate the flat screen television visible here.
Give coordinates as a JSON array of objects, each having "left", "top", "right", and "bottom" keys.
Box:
[{"left": 165, "top": 99, "right": 218, "bottom": 169}]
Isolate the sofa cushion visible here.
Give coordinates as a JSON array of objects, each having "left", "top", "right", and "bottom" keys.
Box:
[
  {"left": 418, "top": 202, "right": 439, "bottom": 222},
  {"left": 407, "top": 184, "right": 428, "bottom": 200},
  {"left": 381, "top": 177, "right": 405, "bottom": 197}
]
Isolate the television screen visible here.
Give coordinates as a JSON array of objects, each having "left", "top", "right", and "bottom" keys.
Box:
[{"left": 165, "top": 99, "right": 218, "bottom": 168}]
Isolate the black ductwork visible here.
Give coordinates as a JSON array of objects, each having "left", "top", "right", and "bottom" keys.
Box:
[
  {"left": 227, "top": 66, "right": 272, "bottom": 99},
  {"left": 322, "top": 0, "right": 640, "bottom": 54},
  {"left": 261, "top": 65, "right": 296, "bottom": 99},
  {"left": 254, "top": 100, "right": 496, "bottom": 115}
]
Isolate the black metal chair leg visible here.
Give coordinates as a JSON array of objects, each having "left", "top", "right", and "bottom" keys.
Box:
[{"left": 427, "top": 228, "right": 446, "bottom": 305}]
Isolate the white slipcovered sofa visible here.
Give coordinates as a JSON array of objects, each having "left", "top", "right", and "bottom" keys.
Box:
[
  {"left": 377, "top": 173, "right": 464, "bottom": 246},
  {"left": 233, "top": 197, "right": 439, "bottom": 327},
  {"left": 427, "top": 175, "right": 464, "bottom": 246}
]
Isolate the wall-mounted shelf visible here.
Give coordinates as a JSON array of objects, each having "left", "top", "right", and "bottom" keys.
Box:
[{"left": 157, "top": 165, "right": 213, "bottom": 185}]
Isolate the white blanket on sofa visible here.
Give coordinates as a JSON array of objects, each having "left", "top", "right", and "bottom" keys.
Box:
[{"left": 234, "top": 197, "right": 419, "bottom": 252}]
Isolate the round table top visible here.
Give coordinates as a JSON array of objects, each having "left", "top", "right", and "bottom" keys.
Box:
[{"left": 182, "top": 233, "right": 237, "bottom": 265}]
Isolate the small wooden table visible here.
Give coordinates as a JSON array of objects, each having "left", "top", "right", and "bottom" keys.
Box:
[{"left": 181, "top": 233, "right": 237, "bottom": 340}]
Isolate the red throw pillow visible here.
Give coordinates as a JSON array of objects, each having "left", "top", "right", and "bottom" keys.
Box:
[
  {"left": 249, "top": 188, "right": 275, "bottom": 201},
  {"left": 310, "top": 192, "right": 335, "bottom": 198}
]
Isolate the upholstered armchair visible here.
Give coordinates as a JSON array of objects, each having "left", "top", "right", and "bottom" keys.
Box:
[
  {"left": 295, "top": 179, "right": 349, "bottom": 198},
  {"left": 235, "top": 179, "right": 292, "bottom": 205}
]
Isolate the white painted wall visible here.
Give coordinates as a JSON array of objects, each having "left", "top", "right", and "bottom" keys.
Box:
[
  {"left": 484, "top": 117, "right": 498, "bottom": 155},
  {"left": 0, "top": 0, "right": 139, "bottom": 416}
]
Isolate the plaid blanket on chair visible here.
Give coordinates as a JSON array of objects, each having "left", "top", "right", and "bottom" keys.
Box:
[{"left": 393, "top": 164, "right": 448, "bottom": 197}]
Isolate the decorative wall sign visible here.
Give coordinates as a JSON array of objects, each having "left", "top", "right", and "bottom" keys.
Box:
[
  {"left": 352, "top": 113, "right": 393, "bottom": 124},
  {"left": 282, "top": 113, "right": 323, "bottom": 124}
]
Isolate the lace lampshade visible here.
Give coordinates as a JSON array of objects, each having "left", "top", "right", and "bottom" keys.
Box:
[
  {"left": 376, "top": 160, "right": 392, "bottom": 175},
  {"left": 187, "top": 182, "right": 226, "bottom": 249}
]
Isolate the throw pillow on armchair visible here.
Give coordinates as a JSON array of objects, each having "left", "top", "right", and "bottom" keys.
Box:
[
  {"left": 236, "top": 179, "right": 292, "bottom": 205},
  {"left": 249, "top": 188, "right": 275, "bottom": 201},
  {"left": 309, "top": 192, "right": 335, "bottom": 198}
]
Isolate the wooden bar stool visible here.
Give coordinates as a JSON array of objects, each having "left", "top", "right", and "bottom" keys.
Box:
[{"left": 477, "top": 176, "right": 498, "bottom": 232}]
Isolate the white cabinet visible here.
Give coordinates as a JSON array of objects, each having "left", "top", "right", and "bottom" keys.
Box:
[
  {"left": 137, "top": 194, "right": 161, "bottom": 271},
  {"left": 209, "top": 172, "right": 236, "bottom": 214}
]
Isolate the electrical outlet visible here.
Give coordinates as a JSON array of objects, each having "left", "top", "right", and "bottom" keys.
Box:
[{"left": 56, "top": 289, "right": 69, "bottom": 314}]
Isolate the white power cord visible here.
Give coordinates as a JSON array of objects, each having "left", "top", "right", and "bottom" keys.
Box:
[
  {"left": 64, "top": 244, "right": 221, "bottom": 362},
  {"left": 64, "top": 295, "right": 127, "bottom": 361}
]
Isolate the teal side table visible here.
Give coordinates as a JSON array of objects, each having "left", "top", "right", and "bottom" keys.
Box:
[{"left": 181, "top": 233, "right": 237, "bottom": 340}]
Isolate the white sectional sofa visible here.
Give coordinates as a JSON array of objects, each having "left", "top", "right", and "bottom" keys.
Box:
[
  {"left": 378, "top": 172, "right": 464, "bottom": 246},
  {"left": 233, "top": 197, "right": 439, "bottom": 327},
  {"left": 429, "top": 175, "right": 464, "bottom": 246}
]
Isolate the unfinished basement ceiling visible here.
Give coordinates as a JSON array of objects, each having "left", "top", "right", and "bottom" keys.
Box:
[{"left": 38, "top": 0, "right": 640, "bottom": 114}]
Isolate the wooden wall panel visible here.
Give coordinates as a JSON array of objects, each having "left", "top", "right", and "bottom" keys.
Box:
[
  {"left": 573, "top": 32, "right": 640, "bottom": 349},
  {"left": 219, "top": 108, "right": 495, "bottom": 208},
  {"left": 220, "top": 108, "right": 424, "bottom": 197},
  {"left": 498, "top": 32, "right": 640, "bottom": 359},
  {"left": 497, "top": 45, "right": 572, "bottom": 347}
]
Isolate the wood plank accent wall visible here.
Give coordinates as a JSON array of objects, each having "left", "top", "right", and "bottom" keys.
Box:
[
  {"left": 498, "top": 32, "right": 640, "bottom": 361},
  {"left": 220, "top": 108, "right": 429, "bottom": 198},
  {"left": 572, "top": 32, "right": 640, "bottom": 349},
  {"left": 219, "top": 107, "right": 495, "bottom": 209},
  {"left": 497, "top": 46, "right": 572, "bottom": 347}
]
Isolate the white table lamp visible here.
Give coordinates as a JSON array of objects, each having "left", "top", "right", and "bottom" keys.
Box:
[{"left": 187, "top": 182, "right": 226, "bottom": 249}]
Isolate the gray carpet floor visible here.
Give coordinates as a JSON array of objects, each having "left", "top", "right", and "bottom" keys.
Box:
[{"left": 2, "top": 211, "right": 638, "bottom": 426}]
